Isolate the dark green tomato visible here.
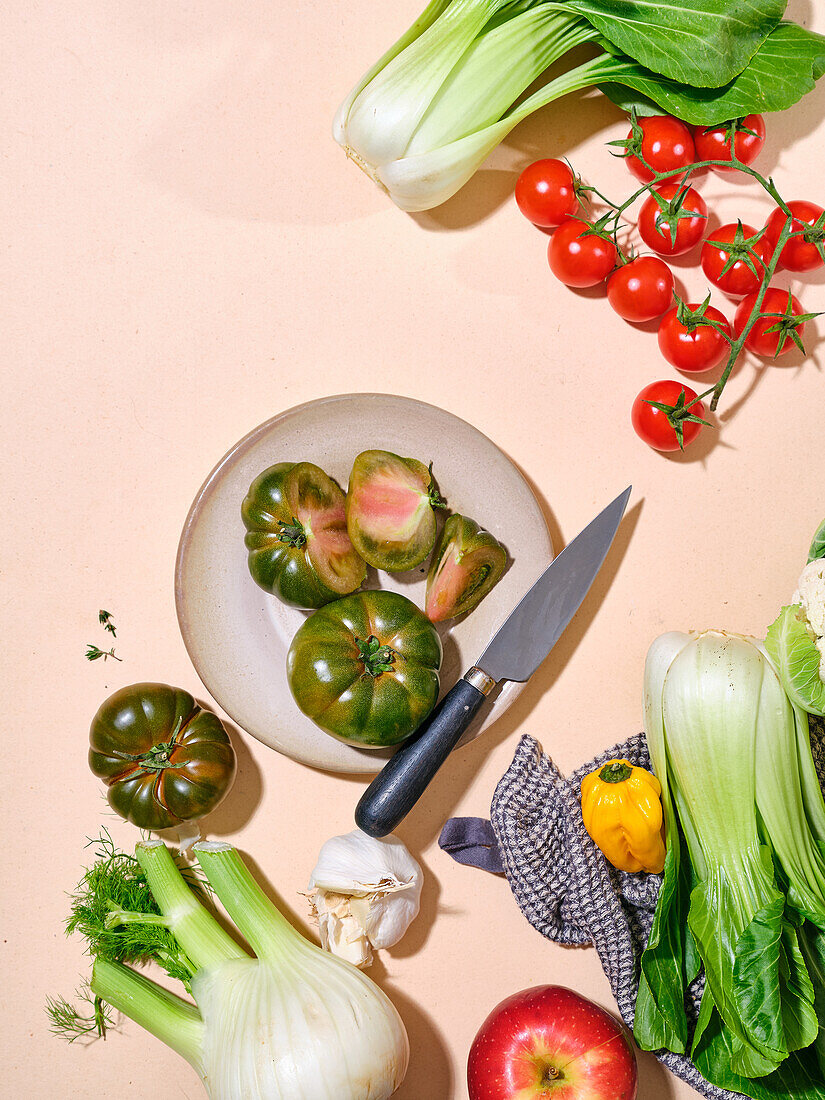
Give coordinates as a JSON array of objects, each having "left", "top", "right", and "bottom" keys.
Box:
[
  {"left": 243, "top": 462, "right": 367, "bottom": 610},
  {"left": 426, "top": 514, "right": 507, "bottom": 622},
  {"left": 287, "top": 591, "right": 442, "bottom": 748},
  {"left": 89, "top": 683, "right": 236, "bottom": 830},
  {"left": 346, "top": 450, "right": 446, "bottom": 572}
]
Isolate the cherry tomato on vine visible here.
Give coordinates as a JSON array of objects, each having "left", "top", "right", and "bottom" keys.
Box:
[
  {"left": 764, "top": 201, "right": 825, "bottom": 273},
  {"left": 515, "top": 159, "right": 579, "bottom": 227},
  {"left": 631, "top": 380, "right": 706, "bottom": 452},
  {"left": 547, "top": 217, "right": 618, "bottom": 287},
  {"left": 607, "top": 256, "right": 674, "bottom": 322},
  {"left": 624, "top": 116, "right": 696, "bottom": 184},
  {"left": 700, "top": 223, "right": 771, "bottom": 298},
  {"left": 693, "top": 114, "right": 766, "bottom": 173},
  {"left": 733, "top": 287, "right": 808, "bottom": 357},
  {"left": 658, "top": 302, "right": 732, "bottom": 373},
  {"left": 638, "top": 183, "right": 708, "bottom": 256}
]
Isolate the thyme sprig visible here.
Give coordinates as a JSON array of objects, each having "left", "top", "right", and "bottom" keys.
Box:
[
  {"left": 87, "top": 609, "right": 121, "bottom": 662},
  {"left": 85, "top": 645, "right": 121, "bottom": 663},
  {"left": 98, "top": 610, "right": 117, "bottom": 636}
]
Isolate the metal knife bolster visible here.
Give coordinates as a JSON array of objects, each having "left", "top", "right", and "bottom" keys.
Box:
[{"left": 464, "top": 666, "right": 497, "bottom": 696}]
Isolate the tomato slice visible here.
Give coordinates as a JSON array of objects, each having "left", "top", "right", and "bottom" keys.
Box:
[
  {"left": 425, "top": 515, "right": 506, "bottom": 622},
  {"left": 346, "top": 450, "right": 445, "bottom": 572}
]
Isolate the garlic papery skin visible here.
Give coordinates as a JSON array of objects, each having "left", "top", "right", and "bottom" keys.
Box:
[{"left": 308, "top": 831, "right": 423, "bottom": 967}]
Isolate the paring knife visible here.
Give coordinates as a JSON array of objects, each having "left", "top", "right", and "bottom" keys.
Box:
[{"left": 355, "top": 486, "right": 632, "bottom": 838}]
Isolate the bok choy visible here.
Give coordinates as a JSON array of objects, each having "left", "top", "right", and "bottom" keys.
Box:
[
  {"left": 48, "top": 837, "right": 408, "bottom": 1099},
  {"left": 634, "top": 631, "right": 825, "bottom": 1098},
  {"left": 335, "top": 1, "right": 825, "bottom": 210}
]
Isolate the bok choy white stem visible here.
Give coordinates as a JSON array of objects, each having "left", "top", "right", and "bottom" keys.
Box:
[
  {"left": 51, "top": 838, "right": 409, "bottom": 1100},
  {"left": 335, "top": 3, "right": 600, "bottom": 210}
]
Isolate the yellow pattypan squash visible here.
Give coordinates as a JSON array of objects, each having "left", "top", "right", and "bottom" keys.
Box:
[{"left": 580, "top": 759, "right": 666, "bottom": 874}]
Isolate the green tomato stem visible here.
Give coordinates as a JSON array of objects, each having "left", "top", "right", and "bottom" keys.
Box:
[
  {"left": 91, "top": 957, "right": 205, "bottom": 1070},
  {"left": 135, "top": 842, "right": 248, "bottom": 972},
  {"left": 356, "top": 634, "right": 397, "bottom": 677},
  {"left": 276, "top": 516, "right": 307, "bottom": 547}
]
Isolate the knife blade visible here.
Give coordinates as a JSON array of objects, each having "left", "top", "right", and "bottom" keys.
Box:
[{"left": 355, "top": 486, "right": 632, "bottom": 837}]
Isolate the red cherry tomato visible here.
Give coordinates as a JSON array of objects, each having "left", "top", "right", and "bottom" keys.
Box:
[
  {"left": 764, "top": 201, "right": 825, "bottom": 273},
  {"left": 515, "top": 159, "right": 579, "bottom": 228},
  {"left": 693, "top": 114, "right": 766, "bottom": 173},
  {"left": 547, "top": 217, "right": 618, "bottom": 288},
  {"left": 700, "top": 223, "right": 771, "bottom": 298},
  {"left": 733, "top": 287, "right": 807, "bottom": 357},
  {"left": 607, "top": 256, "right": 675, "bottom": 322},
  {"left": 638, "top": 184, "right": 708, "bottom": 256},
  {"left": 632, "top": 380, "right": 706, "bottom": 451},
  {"left": 625, "top": 116, "right": 696, "bottom": 184},
  {"left": 658, "top": 303, "right": 732, "bottom": 373}
]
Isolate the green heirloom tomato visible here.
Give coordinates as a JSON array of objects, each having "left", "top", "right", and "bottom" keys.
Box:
[
  {"left": 426, "top": 514, "right": 507, "bottom": 622},
  {"left": 242, "top": 462, "right": 366, "bottom": 609},
  {"left": 346, "top": 450, "right": 446, "bottom": 572},
  {"left": 287, "top": 590, "right": 442, "bottom": 747},
  {"left": 89, "top": 683, "right": 237, "bottom": 830}
]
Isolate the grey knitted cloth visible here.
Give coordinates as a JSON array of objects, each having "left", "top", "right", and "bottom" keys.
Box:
[{"left": 441, "top": 716, "right": 825, "bottom": 1100}]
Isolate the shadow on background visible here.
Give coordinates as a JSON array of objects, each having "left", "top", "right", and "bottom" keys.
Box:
[{"left": 199, "top": 713, "right": 264, "bottom": 834}]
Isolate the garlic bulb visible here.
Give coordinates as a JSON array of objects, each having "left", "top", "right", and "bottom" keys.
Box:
[{"left": 308, "top": 830, "right": 423, "bottom": 967}]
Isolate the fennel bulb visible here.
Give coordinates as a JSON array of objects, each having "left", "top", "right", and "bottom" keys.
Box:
[
  {"left": 635, "top": 631, "right": 825, "bottom": 1097},
  {"left": 50, "top": 838, "right": 408, "bottom": 1100}
]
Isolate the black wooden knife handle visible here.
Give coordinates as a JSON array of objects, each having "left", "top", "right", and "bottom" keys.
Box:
[{"left": 355, "top": 676, "right": 487, "bottom": 838}]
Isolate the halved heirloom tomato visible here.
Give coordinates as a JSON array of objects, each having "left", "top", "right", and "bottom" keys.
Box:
[
  {"left": 425, "top": 514, "right": 507, "bottom": 622},
  {"left": 89, "top": 683, "right": 236, "bottom": 830},
  {"left": 346, "top": 450, "right": 446, "bottom": 572},
  {"left": 242, "top": 462, "right": 366, "bottom": 609},
  {"left": 287, "top": 591, "right": 442, "bottom": 747}
]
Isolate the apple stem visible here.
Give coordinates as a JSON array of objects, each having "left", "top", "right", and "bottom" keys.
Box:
[{"left": 541, "top": 1065, "right": 561, "bottom": 1087}]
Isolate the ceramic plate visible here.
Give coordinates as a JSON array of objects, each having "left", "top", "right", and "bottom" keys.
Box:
[{"left": 175, "top": 393, "right": 553, "bottom": 774}]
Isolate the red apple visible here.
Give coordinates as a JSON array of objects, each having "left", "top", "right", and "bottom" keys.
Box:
[{"left": 467, "top": 985, "right": 638, "bottom": 1099}]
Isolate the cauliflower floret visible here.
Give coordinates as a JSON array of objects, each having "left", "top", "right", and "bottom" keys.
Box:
[{"left": 793, "top": 558, "right": 825, "bottom": 678}]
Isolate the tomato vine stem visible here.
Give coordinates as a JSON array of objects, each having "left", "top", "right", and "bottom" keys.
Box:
[{"left": 587, "top": 147, "right": 813, "bottom": 418}]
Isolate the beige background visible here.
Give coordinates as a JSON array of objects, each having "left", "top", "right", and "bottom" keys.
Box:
[{"left": 3, "top": 1, "right": 825, "bottom": 1097}]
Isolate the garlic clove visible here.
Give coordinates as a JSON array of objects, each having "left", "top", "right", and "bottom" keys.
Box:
[{"left": 310, "top": 890, "right": 374, "bottom": 968}]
